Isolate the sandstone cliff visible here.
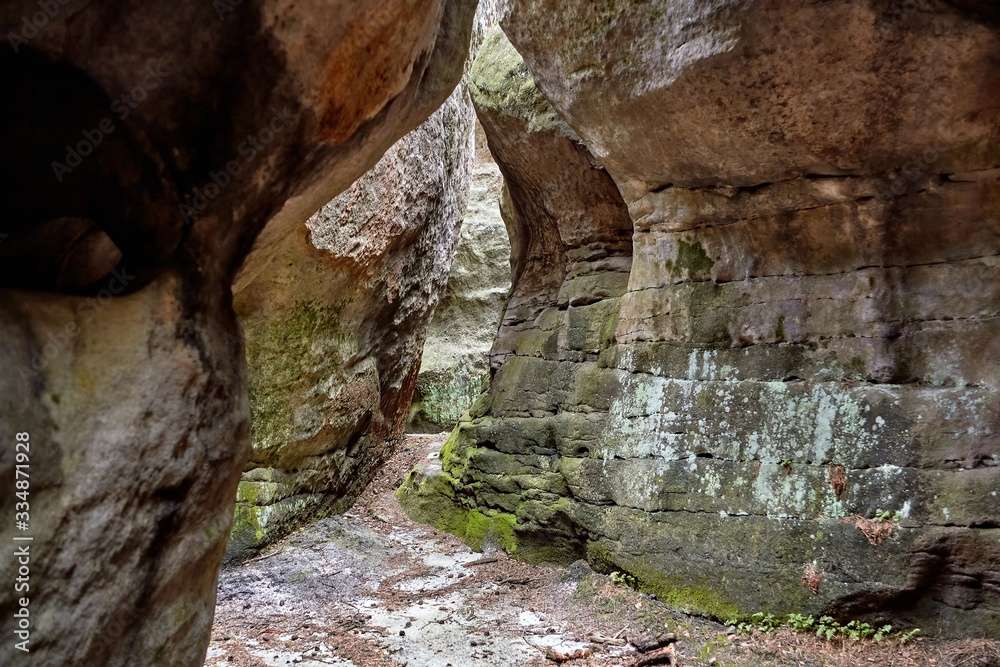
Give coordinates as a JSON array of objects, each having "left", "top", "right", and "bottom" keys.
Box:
[
  {"left": 229, "top": 83, "right": 474, "bottom": 561},
  {"left": 227, "top": 0, "right": 508, "bottom": 560},
  {"left": 400, "top": 4, "right": 1000, "bottom": 638},
  {"left": 0, "top": 2, "right": 477, "bottom": 664}
]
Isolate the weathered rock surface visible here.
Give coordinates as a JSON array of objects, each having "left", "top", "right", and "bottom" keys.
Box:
[
  {"left": 228, "top": 1, "right": 508, "bottom": 559},
  {"left": 408, "top": 124, "right": 511, "bottom": 433},
  {"left": 229, "top": 85, "right": 475, "bottom": 560},
  {"left": 400, "top": 7, "right": 1000, "bottom": 639},
  {"left": 0, "top": 1, "right": 477, "bottom": 665}
]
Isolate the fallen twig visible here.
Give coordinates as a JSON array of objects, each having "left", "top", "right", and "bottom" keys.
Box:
[
  {"left": 465, "top": 556, "right": 499, "bottom": 567},
  {"left": 589, "top": 633, "right": 627, "bottom": 646},
  {"left": 630, "top": 644, "right": 675, "bottom": 666}
]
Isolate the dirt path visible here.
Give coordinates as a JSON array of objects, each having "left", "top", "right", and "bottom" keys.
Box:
[{"left": 207, "top": 434, "right": 998, "bottom": 667}]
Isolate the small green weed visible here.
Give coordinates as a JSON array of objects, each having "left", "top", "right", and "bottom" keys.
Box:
[
  {"left": 726, "top": 613, "right": 920, "bottom": 644},
  {"left": 610, "top": 570, "right": 639, "bottom": 589}
]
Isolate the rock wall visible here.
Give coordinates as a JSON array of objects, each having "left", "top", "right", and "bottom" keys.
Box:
[
  {"left": 400, "top": 3, "right": 1000, "bottom": 640},
  {"left": 408, "top": 123, "right": 511, "bottom": 433},
  {"left": 0, "top": 1, "right": 477, "bottom": 665},
  {"left": 229, "top": 1, "right": 508, "bottom": 560},
  {"left": 229, "top": 85, "right": 474, "bottom": 561}
]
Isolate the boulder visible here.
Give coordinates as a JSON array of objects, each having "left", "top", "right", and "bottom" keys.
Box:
[{"left": 0, "top": 1, "right": 477, "bottom": 664}]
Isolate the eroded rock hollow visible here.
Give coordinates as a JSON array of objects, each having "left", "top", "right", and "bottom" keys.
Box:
[
  {"left": 401, "top": 3, "right": 1000, "bottom": 637},
  {"left": 0, "top": 1, "right": 478, "bottom": 664}
]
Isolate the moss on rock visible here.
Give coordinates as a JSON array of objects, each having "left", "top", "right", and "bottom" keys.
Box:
[
  {"left": 244, "top": 300, "right": 343, "bottom": 456},
  {"left": 396, "top": 466, "right": 519, "bottom": 553},
  {"left": 586, "top": 542, "right": 743, "bottom": 621}
]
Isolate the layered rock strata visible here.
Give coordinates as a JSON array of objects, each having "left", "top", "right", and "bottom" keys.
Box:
[
  {"left": 400, "top": 5, "right": 1000, "bottom": 639},
  {"left": 0, "top": 1, "right": 476, "bottom": 664}
]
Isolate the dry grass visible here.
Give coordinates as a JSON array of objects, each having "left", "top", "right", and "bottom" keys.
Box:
[
  {"left": 725, "top": 630, "right": 1000, "bottom": 667},
  {"left": 842, "top": 515, "right": 895, "bottom": 545}
]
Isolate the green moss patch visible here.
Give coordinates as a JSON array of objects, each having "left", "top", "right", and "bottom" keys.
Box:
[
  {"left": 586, "top": 542, "right": 743, "bottom": 621},
  {"left": 666, "top": 238, "right": 714, "bottom": 278},
  {"left": 397, "top": 468, "right": 519, "bottom": 553},
  {"left": 244, "top": 300, "right": 342, "bottom": 455}
]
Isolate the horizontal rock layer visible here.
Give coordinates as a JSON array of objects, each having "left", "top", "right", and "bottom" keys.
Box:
[{"left": 400, "top": 12, "right": 1000, "bottom": 639}]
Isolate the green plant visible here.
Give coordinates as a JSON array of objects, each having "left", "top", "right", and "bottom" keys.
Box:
[
  {"left": 872, "top": 508, "right": 901, "bottom": 523},
  {"left": 815, "top": 616, "right": 840, "bottom": 641},
  {"left": 609, "top": 570, "right": 638, "bottom": 589},
  {"left": 727, "top": 613, "right": 920, "bottom": 644},
  {"left": 786, "top": 613, "right": 815, "bottom": 632}
]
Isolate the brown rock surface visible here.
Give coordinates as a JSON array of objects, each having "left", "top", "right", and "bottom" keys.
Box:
[
  {"left": 227, "top": 0, "right": 509, "bottom": 560},
  {"left": 228, "top": 83, "right": 475, "bottom": 560},
  {"left": 0, "top": 1, "right": 477, "bottom": 665},
  {"left": 401, "top": 6, "right": 1000, "bottom": 638}
]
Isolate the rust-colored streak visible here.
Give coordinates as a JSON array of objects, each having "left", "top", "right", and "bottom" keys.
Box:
[
  {"left": 829, "top": 464, "right": 847, "bottom": 499},
  {"left": 318, "top": 0, "right": 439, "bottom": 144}
]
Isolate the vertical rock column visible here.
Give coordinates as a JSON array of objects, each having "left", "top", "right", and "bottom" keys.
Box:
[
  {"left": 0, "top": 1, "right": 477, "bottom": 664},
  {"left": 407, "top": 123, "right": 512, "bottom": 433},
  {"left": 228, "top": 0, "right": 511, "bottom": 559},
  {"left": 229, "top": 86, "right": 475, "bottom": 560},
  {"left": 399, "top": 28, "right": 635, "bottom": 562}
]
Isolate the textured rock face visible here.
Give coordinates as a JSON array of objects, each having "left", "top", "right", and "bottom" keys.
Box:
[
  {"left": 228, "top": 1, "right": 507, "bottom": 558},
  {"left": 0, "top": 1, "right": 476, "bottom": 665},
  {"left": 229, "top": 85, "right": 475, "bottom": 559},
  {"left": 400, "top": 5, "right": 1000, "bottom": 639},
  {"left": 408, "top": 124, "right": 511, "bottom": 432}
]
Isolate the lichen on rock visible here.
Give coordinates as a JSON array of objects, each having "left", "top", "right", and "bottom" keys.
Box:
[{"left": 401, "top": 5, "right": 1000, "bottom": 638}]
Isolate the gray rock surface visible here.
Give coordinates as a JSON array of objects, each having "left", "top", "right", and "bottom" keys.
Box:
[
  {"left": 408, "top": 123, "right": 511, "bottom": 433},
  {"left": 400, "top": 7, "right": 1000, "bottom": 639},
  {"left": 230, "top": 83, "right": 475, "bottom": 561}
]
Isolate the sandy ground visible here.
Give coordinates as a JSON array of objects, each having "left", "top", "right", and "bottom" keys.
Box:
[{"left": 207, "top": 434, "right": 1000, "bottom": 667}]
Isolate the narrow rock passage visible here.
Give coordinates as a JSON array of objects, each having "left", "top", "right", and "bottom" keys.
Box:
[
  {"left": 208, "top": 434, "right": 635, "bottom": 667},
  {"left": 207, "top": 435, "right": 995, "bottom": 667}
]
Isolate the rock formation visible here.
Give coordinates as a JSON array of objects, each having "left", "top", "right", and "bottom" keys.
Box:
[
  {"left": 0, "top": 1, "right": 477, "bottom": 665},
  {"left": 228, "top": 0, "right": 508, "bottom": 560},
  {"left": 228, "top": 85, "right": 474, "bottom": 561},
  {"left": 400, "top": 3, "right": 1000, "bottom": 639},
  {"left": 408, "top": 123, "right": 511, "bottom": 433}
]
